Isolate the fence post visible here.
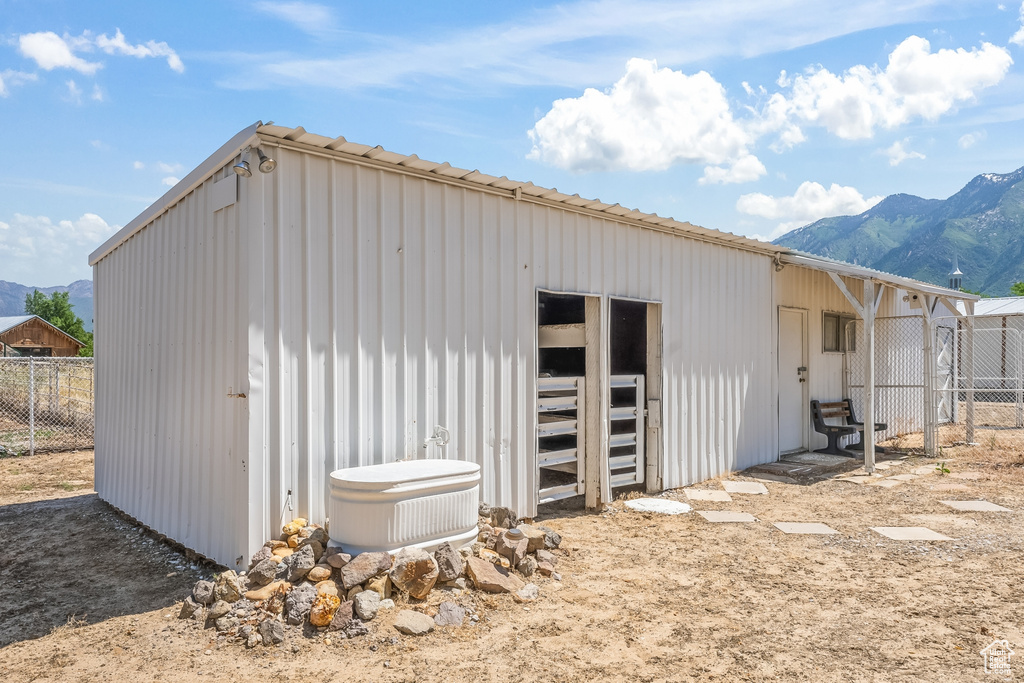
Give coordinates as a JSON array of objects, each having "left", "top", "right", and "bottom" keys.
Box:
[
  {"left": 1017, "top": 332, "right": 1023, "bottom": 429},
  {"left": 28, "top": 358, "right": 35, "bottom": 457},
  {"left": 964, "top": 302, "right": 976, "bottom": 444},
  {"left": 921, "top": 301, "right": 935, "bottom": 456}
]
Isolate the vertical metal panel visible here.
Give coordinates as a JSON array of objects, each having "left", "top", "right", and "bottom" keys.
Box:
[
  {"left": 93, "top": 169, "right": 249, "bottom": 568},
  {"left": 256, "top": 146, "right": 779, "bottom": 532}
]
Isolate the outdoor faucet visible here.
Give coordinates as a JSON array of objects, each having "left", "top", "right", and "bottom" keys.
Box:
[{"left": 422, "top": 425, "right": 451, "bottom": 455}]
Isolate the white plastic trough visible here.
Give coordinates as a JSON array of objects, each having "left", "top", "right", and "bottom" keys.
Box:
[{"left": 327, "top": 459, "right": 480, "bottom": 555}]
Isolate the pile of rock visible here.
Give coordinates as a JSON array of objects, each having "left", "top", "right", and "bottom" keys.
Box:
[{"left": 178, "top": 505, "right": 563, "bottom": 647}]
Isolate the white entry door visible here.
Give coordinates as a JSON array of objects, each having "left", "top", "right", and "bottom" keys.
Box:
[{"left": 778, "top": 308, "right": 807, "bottom": 453}]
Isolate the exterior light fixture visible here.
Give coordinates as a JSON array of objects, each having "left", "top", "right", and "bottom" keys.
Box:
[
  {"left": 256, "top": 148, "right": 276, "bottom": 173},
  {"left": 233, "top": 146, "right": 276, "bottom": 177},
  {"left": 232, "top": 148, "right": 252, "bottom": 177}
]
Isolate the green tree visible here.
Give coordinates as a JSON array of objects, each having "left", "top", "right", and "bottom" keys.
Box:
[
  {"left": 1011, "top": 281, "right": 1024, "bottom": 297},
  {"left": 24, "top": 290, "right": 93, "bottom": 356},
  {"left": 959, "top": 287, "right": 991, "bottom": 299}
]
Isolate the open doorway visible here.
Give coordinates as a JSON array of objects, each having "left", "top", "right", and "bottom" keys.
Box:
[{"left": 608, "top": 298, "right": 648, "bottom": 489}]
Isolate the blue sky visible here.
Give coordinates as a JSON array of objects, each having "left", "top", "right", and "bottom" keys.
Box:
[{"left": 2, "top": 0, "right": 1024, "bottom": 286}]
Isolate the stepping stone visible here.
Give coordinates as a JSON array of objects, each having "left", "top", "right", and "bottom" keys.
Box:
[
  {"left": 931, "top": 483, "right": 973, "bottom": 492},
  {"left": 870, "top": 527, "right": 952, "bottom": 541},
  {"left": 867, "top": 479, "right": 903, "bottom": 488},
  {"left": 949, "top": 471, "right": 984, "bottom": 480},
  {"left": 887, "top": 474, "right": 918, "bottom": 481},
  {"left": 873, "top": 462, "right": 894, "bottom": 471},
  {"left": 624, "top": 498, "right": 693, "bottom": 515},
  {"left": 783, "top": 452, "right": 850, "bottom": 466},
  {"left": 722, "top": 481, "right": 768, "bottom": 495},
  {"left": 683, "top": 489, "right": 732, "bottom": 502},
  {"left": 912, "top": 466, "right": 937, "bottom": 476},
  {"left": 747, "top": 473, "right": 799, "bottom": 484},
  {"left": 940, "top": 500, "right": 1011, "bottom": 512},
  {"left": 772, "top": 522, "right": 838, "bottom": 535},
  {"left": 835, "top": 476, "right": 874, "bottom": 484},
  {"left": 697, "top": 511, "right": 757, "bottom": 523}
]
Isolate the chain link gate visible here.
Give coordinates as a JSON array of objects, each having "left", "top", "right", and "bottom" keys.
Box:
[
  {"left": 0, "top": 357, "right": 94, "bottom": 455},
  {"left": 932, "top": 315, "right": 1024, "bottom": 450},
  {"left": 844, "top": 316, "right": 929, "bottom": 451}
]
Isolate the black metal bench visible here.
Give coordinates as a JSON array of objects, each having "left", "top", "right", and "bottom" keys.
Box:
[
  {"left": 842, "top": 398, "right": 887, "bottom": 453},
  {"left": 810, "top": 400, "right": 857, "bottom": 456},
  {"left": 810, "top": 399, "right": 888, "bottom": 457}
]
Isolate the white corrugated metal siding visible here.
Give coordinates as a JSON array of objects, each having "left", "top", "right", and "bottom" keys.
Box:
[
  {"left": 94, "top": 167, "right": 250, "bottom": 567},
  {"left": 250, "top": 144, "right": 779, "bottom": 543}
]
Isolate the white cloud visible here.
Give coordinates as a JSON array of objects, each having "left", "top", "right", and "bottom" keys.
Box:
[
  {"left": 18, "top": 31, "right": 103, "bottom": 74},
  {"left": 881, "top": 138, "right": 926, "bottom": 166},
  {"left": 958, "top": 130, "right": 987, "bottom": 148},
  {"left": 0, "top": 213, "right": 119, "bottom": 284},
  {"left": 528, "top": 58, "right": 762, "bottom": 180},
  {"left": 700, "top": 155, "right": 767, "bottom": 185},
  {"left": 1011, "top": 2, "right": 1024, "bottom": 46},
  {"left": 767, "top": 36, "right": 1012, "bottom": 142},
  {"left": 95, "top": 29, "right": 185, "bottom": 73},
  {"left": 157, "top": 162, "right": 185, "bottom": 174},
  {"left": 736, "top": 181, "right": 883, "bottom": 240},
  {"left": 65, "top": 79, "right": 83, "bottom": 104},
  {"left": 254, "top": 1, "right": 336, "bottom": 35},
  {"left": 91, "top": 84, "right": 104, "bottom": 101},
  {"left": 161, "top": 176, "right": 180, "bottom": 187},
  {"left": 133, "top": 161, "right": 145, "bottom": 170},
  {"left": 0, "top": 69, "right": 38, "bottom": 97}
]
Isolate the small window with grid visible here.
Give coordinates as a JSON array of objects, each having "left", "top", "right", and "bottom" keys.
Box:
[{"left": 823, "top": 312, "right": 857, "bottom": 352}]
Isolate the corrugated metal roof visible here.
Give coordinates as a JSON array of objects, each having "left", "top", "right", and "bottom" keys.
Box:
[
  {"left": 0, "top": 315, "right": 34, "bottom": 334},
  {"left": 955, "top": 297, "right": 1024, "bottom": 316}
]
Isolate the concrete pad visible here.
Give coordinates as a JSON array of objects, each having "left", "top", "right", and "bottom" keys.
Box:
[
  {"left": 887, "top": 474, "right": 918, "bottom": 481},
  {"left": 772, "top": 522, "right": 838, "bottom": 535},
  {"left": 931, "top": 483, "right": 973, "bottom": 492},
  {"left": 683, "top": 489, "right": 732, "bottom": 502},
  {"left": 783, "top": 453, "right": 851, "bottom": 466},
  {"left": 722, "top": 481, "right": 769, "bottom": 495},
  {"left": 867, "top": 479, "right": 903, "bottom": 488},
  {"left": 697, "top": 511, "right": 757, "bottom": 523},
  {"left": 747, "top": 473, "right": 799, "bottom": 484},
  {"left": 949, "top": 471, "right": 985, "bottom": 480},
  {"left": 870, "top": 527, "right": 953, "bottom": 541},
  {"left": 940, "top": 500, "right": 1012, "bottom": 512},
  {"left": 624, "top": 498, "right": 693, "bottom": 515}
]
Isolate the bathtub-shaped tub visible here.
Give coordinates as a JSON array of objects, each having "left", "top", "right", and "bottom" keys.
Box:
[{"left": 327, "top": 459, "right": 480, "bottom": 555}]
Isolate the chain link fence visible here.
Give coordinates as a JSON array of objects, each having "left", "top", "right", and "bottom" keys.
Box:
[
  {"left": 0, "top": 357, "right": 94, "bottom": 455},
  {"left": 933, "top": 315, "right": 1024, "bottom": 450},
  {"left": 842, "top": 314, "right": 1024, "bottom": 455}
]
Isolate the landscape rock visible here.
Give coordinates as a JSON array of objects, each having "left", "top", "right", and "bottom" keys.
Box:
[
  {"left": 178, "top": 596, "right": 202, "bottom": 620},
  {"left": 307, "top": 565, "right": 332, "bottom": 583},
  {"left": 353, "top": 590, "right": 381, "bottom": 621},
  {"left": 367, "top": 573, "right": 392, "bottom": 599},
  {"left": 284, "top": 583, "right": 318, "bottom": 625},
  {"left": 514, "top": 583, "right": 539, "bottom": 603},
  {"left": 379, "top": 599, "right": 396, "bottom": 611},
  {"left": 433, "top": 601, "right": 466, "bottom": 627},
  {"left": 517, "top": 524, "right": 547, "bottom": 553},
  {"left": 284, "top": 544, "right": 316, "bottom": 583},
  {"left": 298, "top": 526, "right": 329, "bottom": 548},
  {"left": 535, "top": 549, "right": 558, "bottom": 565},
  {"left": 265, "top": 540, "right": 288, "bottom": 551},
  {"left": 259, "top": 618, "right": 285, "bottom": 646},
  {"left": 316, "top": 579, "right": 340, "bottom": 597},
  {"left": 245, "top": 580, "right": 288, "bottom": 602},
  {"left": 393, "top": 610, "right": 435, "bottom": 636},
  {"left": 478, "top": 501, "right": 492, "bottom": 518},
  {"left": 328, "top": 600, "right": 354, "bottom": 631},
  {"left": 495, "top": 532, "right": 528, "bottom": 567},
  {"left": 538, "top": 526, "right": 562, "bottom": 549},
  {"left": 326, "top": 551, "right": 352, "bottom": 569},
  {"left": 490, "top": 506, "right": 517, "bottom": 529},
  {"left": 466, "top": 556, "right": 524, "bottom": 594},
  {"left": 248, "top": 558, "right": 280, "bottom": 586},
  {"left": 287, "top": 534, "right": 300, "bottom": 548},
  {"left": 282, "top": 518, "right": 308, "bottom": 536},
  {"left": 433, "top": 542, "right": 465, "bottom": 582},
  {"left": 338, "top": 619, "right": 369, "bottom": 639},
  {"left": 192, "top": 580, "right": 215, "bottom": 605},
  {"left": 214, "top": 615, "right": 240, "bottom": 632},
  {"left": 246, "top": 632, "right": 260, "bottom": 649},
  {"left": 207, "top": 600, "right": 231, "bottom": 621},
  {"left": 516, "top": 556, "right": 537, "bottom": 577},
  {"left": 248, "top": 546, "right": 273, "bottom": 569},
  {"left": 272, "top": 547, "right": 294, "bottom": 559},
  {"left": 309, "top": 594, "right": 342, "bottom": 627},
  {"left": 537, "top": 561, "right": 555, "bottom": 577},
  {"left": 341, "top": 552, "right": 392, "bottom": 590},
  {"left": 390, "top": 547, "right": 439, "bottom": 599}
]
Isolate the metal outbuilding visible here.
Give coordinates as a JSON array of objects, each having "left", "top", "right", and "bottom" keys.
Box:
[{"left": 89, "top": 122, "right": 976, "bottom": 567}]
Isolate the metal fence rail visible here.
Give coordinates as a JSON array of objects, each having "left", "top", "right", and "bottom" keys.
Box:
[{"left": 0, "top": 357, "right": 94, "bottom": 455}]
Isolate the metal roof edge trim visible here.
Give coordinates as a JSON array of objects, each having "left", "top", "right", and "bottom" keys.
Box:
[
  {"left": 779, "top": 252, "right": 980, "bottom": 301},
  {"left": 256, "top": 130, "right": 785, "bottom": 259},
  {"left": 88, "top": 122, "right": 263, "bottom": 266}
]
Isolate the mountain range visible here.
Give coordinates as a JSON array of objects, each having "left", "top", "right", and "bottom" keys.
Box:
[
  {"left": 0, "top": 279, "right": 94, "bottom": 332},
  {"left": 774, "top": 166, "right": 1024, "bottom": 296}
]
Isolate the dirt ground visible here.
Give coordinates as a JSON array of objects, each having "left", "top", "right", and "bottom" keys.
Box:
[{"left": 1, "top": 441, "right": 1022, "bottom": 682}]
